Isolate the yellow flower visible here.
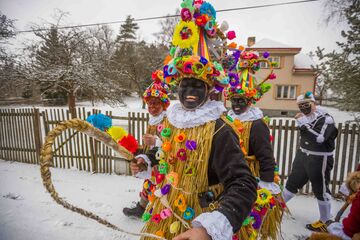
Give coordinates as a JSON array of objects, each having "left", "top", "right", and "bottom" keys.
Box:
[
  {"left": 172, "top": 21, "right": 199, "bottom": 49},
  {"left": 256, "top": 188, "right": 273, "bottom": 206}
]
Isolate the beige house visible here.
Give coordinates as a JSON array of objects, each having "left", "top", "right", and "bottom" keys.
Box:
[{"left": 244, "top": 38, "right": 317, "bottom": 117}]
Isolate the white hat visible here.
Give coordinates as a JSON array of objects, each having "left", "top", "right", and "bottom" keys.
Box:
[{"left": 297, "top": 91, "right": 315, "bottom": 103}]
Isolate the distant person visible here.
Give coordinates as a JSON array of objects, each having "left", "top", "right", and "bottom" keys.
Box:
[
  {"left": 282, "top": 92, "right": 338, "bottom": 232},
  {"left": 222, "top": 50, "right": 284, "bottom": 239},
  {"left": 123, "top": 70, "right": 170, "bottom": 218}
]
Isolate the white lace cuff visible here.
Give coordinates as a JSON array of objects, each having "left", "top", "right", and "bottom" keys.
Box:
[
  {"left": 258, "top": 180, "right": 281, "bottom": 194},
  {"left": 327, "top": 222, "right": 351, "bottom": 240},
  {"left": 192, "top": 211, "right": 233, "bottom": 240},
  {"left": 134, "top": 154, "right": 151, "bottom": 179}
]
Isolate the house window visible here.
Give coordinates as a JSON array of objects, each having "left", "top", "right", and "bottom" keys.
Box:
[
  {"left": 260, "top": 56, "right": 281, "bottom": 68},
  {"left": 276, "top": 85, "right": 297, "bottom": 99}
]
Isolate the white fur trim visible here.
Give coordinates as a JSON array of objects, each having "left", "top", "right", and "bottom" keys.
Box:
[
  {"left": 148, "top": 111, "right": 166, "bottom": 126},
  {"left": 166, "top": 100, "right": 226, "bottom": 129},
  {"left": 192, "top": 211, "right": 233, "bottom": 240},
  {"left": 228, "top": 107, "right": 264, "bottom": 122},
  {"left": 134, "top": 154, "right": 152, "bottom": 179},
  {"left": 325, "top": 116, "right": 334, "bottom": 124},
  {"left": 258, "top": 180, "right": 281, "bottom": 195},
  {"left": 316, "top": 135, "right": 325, "bottom": 143},
  {"left": 328, "top": 222, "right": 352, "bottom": 240}
]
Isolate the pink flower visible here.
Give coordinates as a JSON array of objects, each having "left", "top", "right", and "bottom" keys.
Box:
[
  {"left": 269, "top": 73, "right": 276, "bottom": 80},
  {"left": 181, "top": 8, "right": 192, "bottom": 21},
  {"left": 194, "top": 0, "right": 204, "bottom": 8},
  {"left": 227, "top": 31, "right": 236, "bottom": 40}
]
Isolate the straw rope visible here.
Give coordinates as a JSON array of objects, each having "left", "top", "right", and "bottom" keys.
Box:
[{"left": 40, "top": 118, "right": 166, "bottom": 240}]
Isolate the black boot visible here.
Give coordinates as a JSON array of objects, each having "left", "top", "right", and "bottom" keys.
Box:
[{"left": 123, "top": 202, "right": 145, "bottom": 218}]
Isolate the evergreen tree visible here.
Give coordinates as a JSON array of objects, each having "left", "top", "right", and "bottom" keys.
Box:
[
  {"left": 35, "top": 26, "right": 69, "bottom": 102},
  {"left": 315, "top": 0, "right": 360, "bottom": 112},
  {"left": 116, "top": 15, "right": 139, "bottom": 43}
]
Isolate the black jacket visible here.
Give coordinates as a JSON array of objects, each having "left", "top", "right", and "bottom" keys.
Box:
[
  {"left": 247, "top": 119, "right": 276, "bottom": 182},
  {"left": 299, "top": 113, "right": 338, "bottom": 152},
  {"left": 207, "top": 119, "right": 257, "bottom": 232}
]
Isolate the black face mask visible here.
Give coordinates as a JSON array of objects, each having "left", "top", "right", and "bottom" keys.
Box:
[
  {"left": 298, "top": 102, "right": 312, "bottom": 115},
  {"left": 178, "top": 78, "right": 208, "bottom": 110},
  {"left": 231, "top": 97, "right": 249, "bottom": 115}
]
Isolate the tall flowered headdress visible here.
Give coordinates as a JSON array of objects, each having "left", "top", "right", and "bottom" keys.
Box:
[
  {"left": 163, "top": 0, "right": 233, "bottom": 91},
  {"left": 224, "top": 50, "right": 277, "bottom": 103},
  {"left": 143, "top": 70, "right": 171, "bottom": 109}
]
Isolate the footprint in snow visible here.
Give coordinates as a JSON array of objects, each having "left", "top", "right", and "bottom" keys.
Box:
[{"left": 3, "top": 193, "right": 23, "bottom": 200}]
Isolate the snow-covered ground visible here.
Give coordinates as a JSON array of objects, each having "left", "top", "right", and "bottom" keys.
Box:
[{"left": 0, "top": 160, "right": 348, "bottom": 240}]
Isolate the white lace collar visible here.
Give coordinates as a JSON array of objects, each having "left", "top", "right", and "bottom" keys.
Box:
[
  {"left": 148, "top": 111, "right": 166, "bottom": 126},
  {"left": 296, "top": 106, "right": 328, "bottom": 127},
  {"left": 166, "top": 100, "right": 226, "bottom": 129},
  {"left": 228, "top": 107, "right": 264, "bottom": 122}
]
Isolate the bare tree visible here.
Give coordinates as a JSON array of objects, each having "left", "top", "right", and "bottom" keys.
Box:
[
  {"left": 153, "top": 9, "right": 180, "bottom": 48},
  {"left": 25, "top": 11, "right": 127, "bottom": 116}
]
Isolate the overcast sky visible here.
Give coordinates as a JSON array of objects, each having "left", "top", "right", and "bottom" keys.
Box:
[{"left": 1, "top": 0, "right": 347, "bottom": 54}]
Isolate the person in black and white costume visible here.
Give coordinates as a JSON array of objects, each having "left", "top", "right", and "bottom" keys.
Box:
[{"left": 282, "top": 92, "right": 338, "bottom": 232}]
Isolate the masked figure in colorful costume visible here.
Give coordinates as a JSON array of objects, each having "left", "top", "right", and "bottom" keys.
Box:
[
  {"left": 131, "top": 1, "right": 257, "bottom": 239},
  {"left": 222, "top": 50, "right": 285, "bottom": 240},
  {"left": 123, "top": 70, "right": 171, "bottom": 218}
]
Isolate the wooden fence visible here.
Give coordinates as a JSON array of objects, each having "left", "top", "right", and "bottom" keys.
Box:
[{"left": 0, "top": 107, "right": 359, "bottom": 195}]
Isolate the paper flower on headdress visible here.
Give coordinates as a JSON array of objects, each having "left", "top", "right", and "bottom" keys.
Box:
[
  {"left": 200, "top": 2, "right": 216, "bottom": 19},
  {"left": 165, "top": 0, "right": 229, "bottom": 91},
  {"left": 172, "top": 21, "right": 199, "bottom": 49},
  {"left": 143, "top": 70, "right": 171, "bottom": 109},
  {"left": 224, "top": 50, "right": 276, "bottom": 103}
]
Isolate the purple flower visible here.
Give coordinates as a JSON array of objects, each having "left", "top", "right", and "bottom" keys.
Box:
[
  {"left": 250, "top": 212, "right": 262, "bottom": 229},
  {"left": 263, "top": 52, "right": 270, "bottom": 58},
  {"left": 163, "top": 65, "right": 169, "bottom": 78},
  {"left": 161, "top": 184, "right": 171, "bottom": 195},
  {"left": 200, "top": 56, "right": 208, "bottom": 65},
  {"left": 185, "top": 140, "right": 197, "bottom": 151},
  {"left": 228, "top": 72, "right": 239, "bottom": 86},
  {"left": 215, "top": 84, "right": 224, "bottom": 92}
]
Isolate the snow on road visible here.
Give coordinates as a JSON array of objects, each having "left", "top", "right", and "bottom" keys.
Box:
[{"left": 0, "top": 160, "right": 347, "bottom": 240}]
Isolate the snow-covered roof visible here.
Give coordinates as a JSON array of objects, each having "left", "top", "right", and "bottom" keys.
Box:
[
  {"left": 249, "top": 38, "right": 300, "bottom": 49},
  {"left": 294, "top": 53, "right": 315, "bottom": 69}
]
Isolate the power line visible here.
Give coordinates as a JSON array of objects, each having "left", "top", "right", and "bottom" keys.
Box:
[{"left": 16, "top": 0, "right": 319, "bottom": 34}]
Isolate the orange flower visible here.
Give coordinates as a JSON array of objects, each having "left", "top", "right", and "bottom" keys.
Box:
[
  {"left": 174, "top": 132, "right": 186, "bottom": 143},
  {"left": 166, "top": 172, "right": 179, "bottom": 187},
  {"left": 162, "top": 141, "right": 172, "bottom": 152},
  {"left": 233, "top": 119, "right": 242, "bottom": 128},
  {"left": 228, "top": 42, "right": 237, "bottom": 49},
  {"left": 174, "top": 194, "right": 186, "bottom": 212},
  {"left": 155, "top": 231, "right": 165, "bottom": 237}
]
